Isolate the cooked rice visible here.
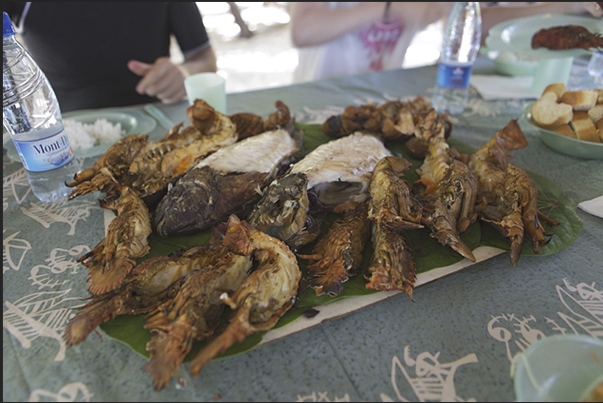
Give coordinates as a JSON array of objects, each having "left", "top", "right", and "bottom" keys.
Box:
[{"left": 64, "top": 118, "right": 125, "bottom": 151}]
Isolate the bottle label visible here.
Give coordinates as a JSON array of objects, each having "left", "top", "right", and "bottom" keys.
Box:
[
  {"left": 436, "top": 63, "right": 473, "bottom": 89},
  {"left": 13, "top": 129, "right": 75, "bottom": 172}
]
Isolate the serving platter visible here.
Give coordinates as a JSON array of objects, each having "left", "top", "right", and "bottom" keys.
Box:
[
  {"left": 522, "top": 102, "right": 603, "bottom": 159},
  {"left": 485, "top": 13, "right": 603, "bottom": 60},
  {"left": 485, "top": 14, "right": 603, "bottom": 94},
  {"left": 4, "top": 108, "right": 156, "bottom": 161},
  {"left": 98, "top": 123, "right": 583, "bottom": 362}
]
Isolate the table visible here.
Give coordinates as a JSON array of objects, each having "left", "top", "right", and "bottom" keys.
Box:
[{"left": 4, "top": 56, "right": 602, "bottom": 402}]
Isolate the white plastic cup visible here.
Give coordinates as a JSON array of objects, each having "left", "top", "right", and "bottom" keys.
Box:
[{"left": 184, "top": 72, "right": 227, "bottom": 114}]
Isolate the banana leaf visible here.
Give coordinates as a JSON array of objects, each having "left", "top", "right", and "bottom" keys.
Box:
[{"left": 99, "top": 122, "right": 581, "bottom": 362}]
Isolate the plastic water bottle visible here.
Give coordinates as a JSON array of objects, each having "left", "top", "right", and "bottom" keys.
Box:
[
  {"left": 432, "top": 2, "right": 482, "bottom": 115},
  {"left": 3, "top": 12, "right": 80, "bottom": 203}
]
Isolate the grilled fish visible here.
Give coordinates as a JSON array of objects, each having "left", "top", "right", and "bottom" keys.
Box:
[
  {"left": 289, "top": 132, "right": 392, "bottom": 208},
  {"left": 154, "top": 127, "right": 301, "bottom": 237}
]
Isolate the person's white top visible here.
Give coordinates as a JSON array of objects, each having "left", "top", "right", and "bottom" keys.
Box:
[{"left": 293, "top": 2, "right": 421, "bottom": 83}]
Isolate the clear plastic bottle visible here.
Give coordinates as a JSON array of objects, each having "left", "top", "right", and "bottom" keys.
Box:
[
  {"left": 432, "top": 2, "right": 482, "bottom": 115},
  {"left": 3, "top": 12, "right": 80, "bottom": 203}
]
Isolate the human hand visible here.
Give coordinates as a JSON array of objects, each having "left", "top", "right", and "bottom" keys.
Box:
[
  {"left": 543, "top": 1, "right": 602, "bottom": 18},
  {"left": 587, "top": 2, "right": 603, "bottom": 17},
  {"left": 127, "top": 57, "right": 187, "bottom": 104}
]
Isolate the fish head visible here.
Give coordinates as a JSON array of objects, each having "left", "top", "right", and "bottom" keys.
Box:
[{"left": 246, "top": 173, "right": 310, "bottom": 239}]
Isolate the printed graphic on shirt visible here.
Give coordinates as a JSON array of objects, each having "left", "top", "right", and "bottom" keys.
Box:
[{"left": 359, "top": 19, "right": 404, "bottom": 71}]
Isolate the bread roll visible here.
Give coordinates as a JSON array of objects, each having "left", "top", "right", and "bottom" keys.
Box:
[
  {"left": 570, "top": 111, "right": 600, "bottom": 143},
  {"left": 541, "top": 82, "right": 566, "bottom": 101},
  {"left": 531, "top": 92, "right": 573, "bottom": 130},
  {"left": 553, "top": 124, "right": 576, "bottom": 139},
  {"left": 588, "top": 104, "right": 603, "bottom": 125},
  {"left": 593, "top": 89, "right": 603, "bottom": 105},
  {"left": 560, "top": 90, "right": 597, "bottom": 111},
  {"left": 598, "top": 120, "right": 603, "bottom": 142}
]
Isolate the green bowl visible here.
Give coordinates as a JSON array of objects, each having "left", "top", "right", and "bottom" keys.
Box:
[
  {"left": 522, "top": 103, "right": 603, "bottom": 159},
  {"left": 512, "top": 334, "right": 603, "bottom": 402},
  {"left": 493, "top": 57, "right": 539, "bottom": 76}
]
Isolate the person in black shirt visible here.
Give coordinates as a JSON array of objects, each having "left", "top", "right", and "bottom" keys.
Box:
[{"left": 4, "top": 2, "right": 217, "bottom": 112}]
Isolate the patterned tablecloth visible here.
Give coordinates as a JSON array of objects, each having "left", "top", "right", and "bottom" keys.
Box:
[{"left": 3, "top": 56, "right": 602, "bottom": 402}]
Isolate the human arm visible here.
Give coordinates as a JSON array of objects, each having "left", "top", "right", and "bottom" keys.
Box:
[
  {"left": 290, "top": 2, "right": 454, "bottom": 48},
  {"left": 127, "top": 2, "right": 217, "bottom": 105},
  {"left": 291, "top": 2, "right": 387, "bottom": 48},
  {"left": 127, "top": 45, "right": 217, "bottom": 105}
]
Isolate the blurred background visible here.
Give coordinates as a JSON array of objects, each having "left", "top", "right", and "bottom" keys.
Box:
[
  {"left": 10, "top": 2, "right": 444, "bottom": 96},
  {"left": 191, "top": 2, "right": 444, "bottom": 94}
]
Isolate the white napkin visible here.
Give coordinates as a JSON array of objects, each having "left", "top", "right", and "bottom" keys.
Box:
[
  {"left": 470, "top": 75, "right": 538, "bottom": 101},
  {"left": 578, "top": 196, "right": 603, "bottom": 219}
]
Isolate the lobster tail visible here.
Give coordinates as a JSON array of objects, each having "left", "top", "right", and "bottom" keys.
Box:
[
  {"left": 143, "top": 318, "right": 195, "bottom": 391},
  {"left": 87, "top": 256, "right": 138, "bottom": 295},
  {"left": 188, "top": 305, "right": 253, "bottom": 377},
  {"left": 494, "top": 119, "right": 528, "bottom": 153},
  {"left": 365, "top": 225, "right": 417, "bottom": 299},
  {"left": 64, "top": 296, "right": 121, "bottom": 346}
]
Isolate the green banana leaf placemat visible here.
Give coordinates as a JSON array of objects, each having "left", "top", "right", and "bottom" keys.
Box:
[{"left": 99, "top": 123, "right": 582, "bottom": 362}]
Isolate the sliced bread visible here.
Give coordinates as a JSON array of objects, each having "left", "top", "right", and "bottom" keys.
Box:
[
  {"left": 541, "top": 82, "right": 567, "bottom": 101},
  {"left": 570, "top": 111, "right": 600, "bottom": 143},
  {"left": 553, "top": 124, "right": 577, "bottom": 139},
  {"left": 531, "top": 92, "right": 573, "bottom": 130},
  {"left": 560, "top": 90, "right": 598, "bottom": 112},
  {"left": 588, "top": 104, "right": 603, "bottom": 125},
  {"left": 593, "top": 89, "right": 603, "bottom": 105}
]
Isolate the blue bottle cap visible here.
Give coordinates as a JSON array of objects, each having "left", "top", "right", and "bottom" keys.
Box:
[{"left": 3, "top": 12, "right": 16, "bottom": 36}]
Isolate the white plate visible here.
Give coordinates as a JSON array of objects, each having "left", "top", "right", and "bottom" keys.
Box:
[
  {"left": 4, "top": 108, "right": 156, "bottom": 161},
  {"left": 485, "top": 14, "right": 603, "bottom": 59},
  {"left": 522, "top": 102, "right": 603, "bottom": 159}
]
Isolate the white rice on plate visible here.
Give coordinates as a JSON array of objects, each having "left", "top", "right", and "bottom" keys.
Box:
[{"left": 64, "top": 118, "right": 125, "bottom": 151}]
